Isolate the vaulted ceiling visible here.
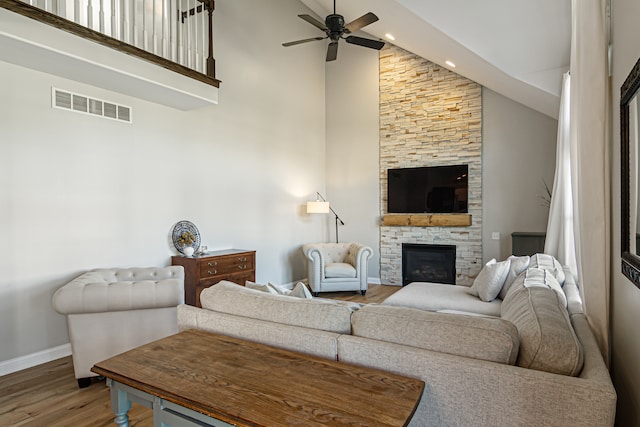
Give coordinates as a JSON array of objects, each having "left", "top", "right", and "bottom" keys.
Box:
[{"left": 300, "top": 0, "right": 571, "bottom": 119}]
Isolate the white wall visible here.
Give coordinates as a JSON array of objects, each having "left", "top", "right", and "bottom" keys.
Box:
[
  {"left": 482, "top": 88, "right": 558, "bottom": 262},
  {"left": 325, "top": 41, "right": 381, "bottom": 280},
  {"left": 0, "top": 0, "right": 327, "bottom": 363},
  {"left": 611, "top": 0, "right": 640, "bottom": 424}
]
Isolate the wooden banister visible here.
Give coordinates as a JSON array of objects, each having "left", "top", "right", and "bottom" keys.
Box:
[{"left": 0, "top": 0, "right": 220, "bottom": 86}]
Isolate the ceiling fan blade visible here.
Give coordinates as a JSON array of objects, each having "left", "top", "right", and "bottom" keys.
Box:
[
  {"left": 344, "top": 12, "right": 379, "bottom": 33},
  {"left": 298, "top": 14, "right": 328, "bottom": 31},
  {"left": 326, "top": 42, "right": 339, "bottom": 61},
  {"left": 282, "top": 36, "right": 325, "bottom": 47},
  {"left": 345, "top": 35, "right": 385, "bottom": 50}
]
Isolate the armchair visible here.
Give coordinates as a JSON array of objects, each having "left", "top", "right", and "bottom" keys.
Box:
[
  {"left": 52, "top": 266, "right": 184, "bottom": 387},
  {"left": 302, "top": 242, "right": 373, "bottom": 296}
]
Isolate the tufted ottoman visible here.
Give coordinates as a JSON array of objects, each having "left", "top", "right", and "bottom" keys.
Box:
[{"left": 52, "top": 266, "right": 184, "bottom": 387}]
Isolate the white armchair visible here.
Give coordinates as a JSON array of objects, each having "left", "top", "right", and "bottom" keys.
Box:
[
  {"left": 302, "top": 242, "right": 373, "bottom": 296},
  {"left": 52, "top": 266, "right": 184, "bottom": 387}
]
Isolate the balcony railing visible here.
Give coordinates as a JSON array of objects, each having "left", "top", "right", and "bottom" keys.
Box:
[{"left": 1, "top": 0, "right": 218, "bottom": 86}]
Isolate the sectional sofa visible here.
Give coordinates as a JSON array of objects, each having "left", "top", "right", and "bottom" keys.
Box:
[{"left": 177, "top": 254, "right": 616, "bottom": 427}]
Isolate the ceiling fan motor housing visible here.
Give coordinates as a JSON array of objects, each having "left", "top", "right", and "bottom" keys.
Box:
[{"left": 326, "top": 14, "right": 346, "bottom": 41}]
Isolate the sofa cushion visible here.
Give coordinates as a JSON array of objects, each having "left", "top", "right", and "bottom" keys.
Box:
[
  {"left": 529, "top": 253, "right": 566, "bottom": 285},
  {"left": 351, "top": 304, "right": 519, "bottom": 365},
  {"left": 499, "top": 255, "right": 530, "bottom": 300},
  {"left": 178, "top": 304, "right": 341, "bottom": 360},
  {"left": 501, "top": 280, "right": 583, "bottom": 376},
  {"left": 383, "top": 282, "right": 502, "bottom": 317},
  {"left": 469, "top": 258, "right": 511, "bottom": 302},
  {"left": 325, "top": 262, "right": 356, "bottom": 278},
  {"left": 200, "top": 281, "right": 359, "bottom": 334}
]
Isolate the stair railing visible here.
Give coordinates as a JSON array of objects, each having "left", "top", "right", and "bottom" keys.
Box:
[{"left": 15, "top": 0, "right": 216, "bottom": 79}]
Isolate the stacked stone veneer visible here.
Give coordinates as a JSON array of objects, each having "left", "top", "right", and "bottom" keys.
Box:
[{"left": 379, "top": 45, "right": 482, "bottom": 286}]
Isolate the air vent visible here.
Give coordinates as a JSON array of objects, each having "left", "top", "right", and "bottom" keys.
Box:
[{"left": 52, "top": 88, "right": 132, "bottom": 124}]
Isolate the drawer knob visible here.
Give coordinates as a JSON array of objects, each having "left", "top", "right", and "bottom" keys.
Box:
[
  {"left": 208, "top": 270, "right": 217, "bottom": 275},
  {"left": 238, "top": 257, "right": 247, "bottom": 262},
  {"left": 207, "top": 262, "right": 217, "bottom": 267}
]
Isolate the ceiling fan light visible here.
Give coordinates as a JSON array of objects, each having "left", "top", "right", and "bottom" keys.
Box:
[{"left": 385, "top": 33, "right": 395, "bottom": 41}]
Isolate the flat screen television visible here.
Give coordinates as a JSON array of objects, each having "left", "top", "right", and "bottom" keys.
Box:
[{"left": 387, "top": 165, "right": 468, "bottom": 213}]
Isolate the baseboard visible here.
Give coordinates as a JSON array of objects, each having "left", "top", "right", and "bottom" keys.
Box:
[
  {"left": 368, "top": 277, "right": 382, "bottom": 285},
  {"left": 0, "top": 343, "right": 72, "bottom": 377}
]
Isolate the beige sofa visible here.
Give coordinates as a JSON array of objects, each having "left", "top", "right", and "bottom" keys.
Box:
[{"left": 178, "top": 263, "right": 616, "bottom": 426}]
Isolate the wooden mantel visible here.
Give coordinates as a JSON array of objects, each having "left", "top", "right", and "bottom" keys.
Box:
[{"left": 382, "top": 214, "right": 472, "bottom": 227}]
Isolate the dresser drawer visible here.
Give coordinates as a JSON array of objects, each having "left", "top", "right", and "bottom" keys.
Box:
[{"left": 199, "top": 254, "right": 254, "bottom": 279}]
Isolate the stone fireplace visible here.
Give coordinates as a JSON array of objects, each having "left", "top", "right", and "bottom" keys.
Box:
[{"left": 379, "top": 44, "right": 483, "bottom": 286}]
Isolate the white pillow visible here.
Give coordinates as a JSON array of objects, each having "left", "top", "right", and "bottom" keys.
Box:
[
  {"left": 264, "top": 282, "right": 290, "bottom": 295},
  {"left": 499, "top": 255, "right": 531, "bottom": 300},
  {"left": 245, "top": 281, "right": 280, "bottom": 295},
  {"left": 288, "top": 282, "right": 314, "bottom": 299},
  {"left": 470, "top": 258, "right": 511, "bottom": 302},
  {"left": 267, "top": 282, "right": 314, "bottom": 299}
]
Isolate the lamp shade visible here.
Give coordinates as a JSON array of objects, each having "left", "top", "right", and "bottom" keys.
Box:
[{"left": 307, "top": 201, "right": 330, "bottom": 214}]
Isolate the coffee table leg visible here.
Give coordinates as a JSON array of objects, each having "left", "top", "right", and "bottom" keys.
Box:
[{"left": 109, "top": 380, "right": 132, "bottom": 427}]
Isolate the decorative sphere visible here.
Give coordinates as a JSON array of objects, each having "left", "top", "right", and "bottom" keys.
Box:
[{"left": 183, "top": 246, "right": 195, "bottom": 257}]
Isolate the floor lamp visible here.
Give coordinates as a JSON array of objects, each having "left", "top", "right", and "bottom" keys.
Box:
[{"left": 307, "top": 192, "right": 344, "bottom": 243}]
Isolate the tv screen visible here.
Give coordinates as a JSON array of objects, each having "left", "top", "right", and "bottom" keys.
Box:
[{"left": 387, "top": 165, "right": 468, "bottom": 213}]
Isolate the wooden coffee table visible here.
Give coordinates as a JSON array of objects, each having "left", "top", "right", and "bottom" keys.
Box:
[{"left": 92, "top": 329, "right": 424, "bottom": 427}]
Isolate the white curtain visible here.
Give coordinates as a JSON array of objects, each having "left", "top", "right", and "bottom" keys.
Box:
[
  {"left": 569, "top": 0, "right": 611, "bottom": 361},
  {"left": 545, "top": 72, "right": 577, "bottom": 275}
]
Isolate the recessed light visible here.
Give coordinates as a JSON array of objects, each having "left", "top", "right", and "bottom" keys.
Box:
[
  {"left": 385, "top": 33, "right": 395, "bottom": 41},
  {"left": 445, "top": 60, "right": 456, "bottom": 68}
]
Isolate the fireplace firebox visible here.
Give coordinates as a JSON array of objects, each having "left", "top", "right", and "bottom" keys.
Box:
[{"left": 402, "top": 243, "right": 456, "bottom": 285}]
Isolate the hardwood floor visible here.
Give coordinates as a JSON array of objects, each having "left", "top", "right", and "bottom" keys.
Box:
[
  {"left": 0, "top": 284, "right": 401, "bottom": 427},
  {"left": 0, "top": 357, "right": 152, "bottom": 427},
  {"left": 313, "top": 283, "right": 401, "bottom": 303}
]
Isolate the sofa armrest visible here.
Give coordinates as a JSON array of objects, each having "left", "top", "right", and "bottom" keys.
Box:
[{"left": 346, "top": 243, "right": 372, "bottom": 273}]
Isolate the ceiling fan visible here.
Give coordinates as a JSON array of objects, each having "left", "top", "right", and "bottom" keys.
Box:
[{"left": 282, "top": 0, "right": 385, "bottom": 62}]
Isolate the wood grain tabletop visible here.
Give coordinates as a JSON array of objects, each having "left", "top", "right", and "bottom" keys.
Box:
[{"left": 92, "top": 329, "right": 424, "bottom": 427}]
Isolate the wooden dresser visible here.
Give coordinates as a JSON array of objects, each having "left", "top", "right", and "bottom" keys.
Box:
[{"left": 172, "top": 249, "right": 255, "bottom": 307}]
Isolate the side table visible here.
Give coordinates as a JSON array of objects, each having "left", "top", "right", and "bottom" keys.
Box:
[{"left": 172, "top": 249, "right": 255, "bottom": 307}]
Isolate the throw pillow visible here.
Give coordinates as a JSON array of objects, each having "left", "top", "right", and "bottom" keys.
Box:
[
  {"left": 499, "top": 255, "right": 531, "bottom": 300},
  {"left": 470, "top": 258, "right": 511, "bottom": 302},
  {"left": 288, "top": 282, "right": 314, "bottom": 299},
  {"left": 264, "top": 282, "right": 314, "bottom": 299},
  {"left": 264, "top": 282, "right": 291, "bottom": 295},
  {"left": 245, "top": 281, "right": 280, "bottom": 295}
]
